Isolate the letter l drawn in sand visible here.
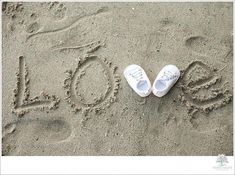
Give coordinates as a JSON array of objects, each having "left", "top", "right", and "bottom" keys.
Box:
[{"left": 12, "top": 56, "right": 60, "bottom": 117}]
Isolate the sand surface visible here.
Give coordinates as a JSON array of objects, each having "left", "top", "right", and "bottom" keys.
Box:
[{"left": 2, "top": 2, "right": 233, "bottom": 156}]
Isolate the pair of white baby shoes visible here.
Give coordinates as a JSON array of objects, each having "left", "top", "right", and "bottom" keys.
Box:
[{"left": 124, "top": 64, "right": 180, "bottom": 97}]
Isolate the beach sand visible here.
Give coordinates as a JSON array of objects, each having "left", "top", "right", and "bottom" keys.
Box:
[{"left": 2, "top": 2, "right": 233, "bottom": 156}]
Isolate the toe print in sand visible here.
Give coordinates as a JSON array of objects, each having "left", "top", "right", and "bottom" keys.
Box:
[
  {"left": 178, "top": 60, "right": 232, "bottom": 116},
  {"left": 63, "top": 55, "right": 120, "bottom": 115}
]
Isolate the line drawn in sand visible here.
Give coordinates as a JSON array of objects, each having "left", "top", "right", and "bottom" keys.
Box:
[
  {"left": 52, "top": 39, "right": 106, "bottom": 54},
  {"left": 12, "top": 56, "right": 60, "bottom": 117},
  {"left": 63, "top": 55, "right": 120, "bottom": 115},
  {"left": 178, "top": 60, "right": 232, "bottom": 116},
  {"left": 26, "top": 6, "right": 108, "bottom": 41}
]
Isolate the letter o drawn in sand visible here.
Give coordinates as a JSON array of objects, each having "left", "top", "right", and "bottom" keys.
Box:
[{"left": 63, "top": 55, "right": 120, "bottom": 114}]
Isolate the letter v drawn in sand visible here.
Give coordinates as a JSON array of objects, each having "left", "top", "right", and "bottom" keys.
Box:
[
  {"left": 12, "top": 56, "right": 60, "bottom": 117},
  {"left": 178, "top": 60, "right": 232, "bottom": 116}
]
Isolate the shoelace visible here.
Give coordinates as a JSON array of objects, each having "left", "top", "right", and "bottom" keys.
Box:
[
  {"left": 129, "top": 67, "right": 143, "bottom": 81},
  {"left": 160, "top": 71, "right": 177, "bottom": 81}
]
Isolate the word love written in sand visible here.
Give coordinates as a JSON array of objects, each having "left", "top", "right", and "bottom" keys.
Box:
[{"left": 12, "top": 55, "right": 120, "bottom": 117}]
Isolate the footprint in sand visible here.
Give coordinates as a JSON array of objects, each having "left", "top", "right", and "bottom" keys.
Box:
[
  {"left": 185, "top": 35, "right": 231, "bottom": 57},
  {"left": 48, "top": 2, "right": 67, "bottom": 20},
  {"left": 2, "top": 119, "right": 72, "bottom": 155},
  {"left": 3, "top": 2, "right": 26, "bottom": 32},
  {"left": 178, "top": 60, "right": 232, "bottom": 116},
  {"left": 2, "top": 2, "right": 23, "bottom": 18},
  {"left": 26, "top": 6, "right": 109, "bottom": 41},
  {"left": 63, "top": 55, "right": 120, "bottom": 115},
  {"left": 185, "top": 36, "right": 209, "bottom": 55},
  {"left": 25, "top": 2, "right": 67, "bottom": 34}
]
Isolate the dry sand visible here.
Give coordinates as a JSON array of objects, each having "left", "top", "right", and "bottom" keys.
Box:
[{"left": 2, "top": 2, "right": 233, "bottom": 156}]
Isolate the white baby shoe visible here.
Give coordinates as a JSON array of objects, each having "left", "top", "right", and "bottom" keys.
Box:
[
  {"left": 124, "top": 64, "right": 152, "bottom": 97},
  {"left": 152, "top": 65, "right": 180, "bottom": 97}
]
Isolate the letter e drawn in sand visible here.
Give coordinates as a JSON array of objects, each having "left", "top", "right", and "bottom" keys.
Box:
[
  {"left": 178, "top": 60, "right": 232, "bottom": 116},
  {"left": 63, "top": 55, "right": 120, "bottom": 115},
  {"left": 12, "top": 56, "right": 60, "bottom": 117}
]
